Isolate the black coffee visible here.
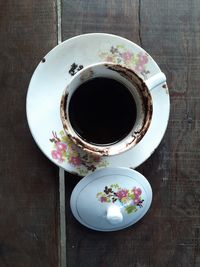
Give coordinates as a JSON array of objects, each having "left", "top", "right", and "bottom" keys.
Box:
[{"left": 68, "top": 77, "right": 137, "bottom": 145}]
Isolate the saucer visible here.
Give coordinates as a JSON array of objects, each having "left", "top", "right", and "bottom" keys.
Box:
[{"left": 26, "top": 33, "right": 170, "bottom": 176}]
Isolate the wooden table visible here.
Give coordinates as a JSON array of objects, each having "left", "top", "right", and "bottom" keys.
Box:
[{"left": 1, "top": 1, "right": 200, "bottom": 266}]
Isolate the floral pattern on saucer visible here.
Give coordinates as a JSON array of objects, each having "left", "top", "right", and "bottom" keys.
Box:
[
  {"left": 96, "top": 184, "right": 144, "bottom": 214},
  {"left": 98, "top": 45, "right": 150, "bottom": 79},
  {"left": 50, "top": 131, "right": 108, "bottom": 175}
]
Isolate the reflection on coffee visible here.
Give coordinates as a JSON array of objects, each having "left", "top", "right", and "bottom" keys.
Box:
[{"left": 68, "top": 77, "right": 137, "bottom": 145}]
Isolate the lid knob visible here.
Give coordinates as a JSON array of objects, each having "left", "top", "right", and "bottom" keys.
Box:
[{"left": 106, "top": 204, "right": 123, "bottom": 225}]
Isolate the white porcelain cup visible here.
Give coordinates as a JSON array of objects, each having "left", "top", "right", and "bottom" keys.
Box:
[{"left": 60, "top": 63, "right": 166, "bottom": 156}]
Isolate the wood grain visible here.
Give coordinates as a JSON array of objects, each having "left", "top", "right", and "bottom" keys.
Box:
[
  {"left": 62, "top": 0, "right": 140, "bottom": 43},
  {"left": 62, "top": 0, "right": 200, "bottom": 266},
  {"left": 137, "top": 0, "right": 200, "bottom": 265},
  {"left": 0, "top": 1, "right": 59, "bottom": 266}
]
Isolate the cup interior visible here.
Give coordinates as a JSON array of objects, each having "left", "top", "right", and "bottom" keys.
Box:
[{"left": 60, "top": 63, "right": 152, "bottom": 156}]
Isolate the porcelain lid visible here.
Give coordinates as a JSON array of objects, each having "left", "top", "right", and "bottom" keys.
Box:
[{"left": 70, "top": 167, "right": 152, "bottom": 231}]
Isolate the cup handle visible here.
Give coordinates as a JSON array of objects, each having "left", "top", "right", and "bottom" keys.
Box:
[{"left": 145, "top": 72, "right": 166, "bottom": 91}]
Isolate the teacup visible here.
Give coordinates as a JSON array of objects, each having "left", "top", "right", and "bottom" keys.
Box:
[{"left": 60, "top": 63, "right": 166, "bottom": 156}]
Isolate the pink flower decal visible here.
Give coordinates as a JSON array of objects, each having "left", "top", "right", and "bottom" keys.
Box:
[
  {"left": 51, "top": 150, "right": 64, "bottom": 162},
  {"left": 96, "top": 184, "right": 144, "bottom": 214},
  {"left": 49, "top": 131, "right": 108, "bottom": 175},
  {"left": 138, "top": 53, "right": 148, "bottom": 64},
  {"left": 69, "top": 156, "right": 82, "bottom": 166},
  {"left": 106, "top": 56, "right": 114, "bottom": 62},
  {"left": 134, "top": 197, "right": 140, "bottom": 205},
  {"left": 100, "top": 197, "right": 107, "bottom": 203},
  {"left": 132, "top": 187, "right": 142, "bottom": 196},
  {"left": 116, "top": 189, "right": 128, "bottom": 200},
  {"left": 99, "top": 45, "right": 150, "bottom": 78},
  {"left": 122, "top": 51, "right": 133, "bottom": 61},
  {"left": 56, "top": 142, "right": 67, "bottom": 152},
  {"left": 135, "top": 64, "right": 145, "bottom": 73}
]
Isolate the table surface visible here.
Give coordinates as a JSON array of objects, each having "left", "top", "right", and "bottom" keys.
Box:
[{"left": 1, "top": 1, "right": 200, "bottom": 266}]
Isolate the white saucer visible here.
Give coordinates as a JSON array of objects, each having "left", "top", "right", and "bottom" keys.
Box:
[{"left": 26, "top": 33, "right": 170, "bottom": 176}]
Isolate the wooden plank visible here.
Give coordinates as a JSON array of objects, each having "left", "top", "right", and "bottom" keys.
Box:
[
  {"left": 62, "top": 0, "right": 140, "bottom": 43},
  {"left": 0, "top": 1, "right": 59, "bottom": 266},
  {"left": 137, "top": 0, "right": 200, "bottom": 266},
  {"left": 63, "top": 0, "right": 200, "bottom": 266}
]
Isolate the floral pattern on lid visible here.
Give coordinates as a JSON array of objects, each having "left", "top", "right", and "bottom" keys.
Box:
[{"left": 96, "top": 183, "right": 144, "bottom": 214}]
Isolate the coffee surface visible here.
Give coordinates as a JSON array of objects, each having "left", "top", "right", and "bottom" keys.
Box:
[{"left": 68, "top": 77, "right": 137, "bottom": 145}]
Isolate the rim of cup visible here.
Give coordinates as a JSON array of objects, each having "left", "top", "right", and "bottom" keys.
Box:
[{"left": 60, "top": 62, "right": 154, "bottom": 157}]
